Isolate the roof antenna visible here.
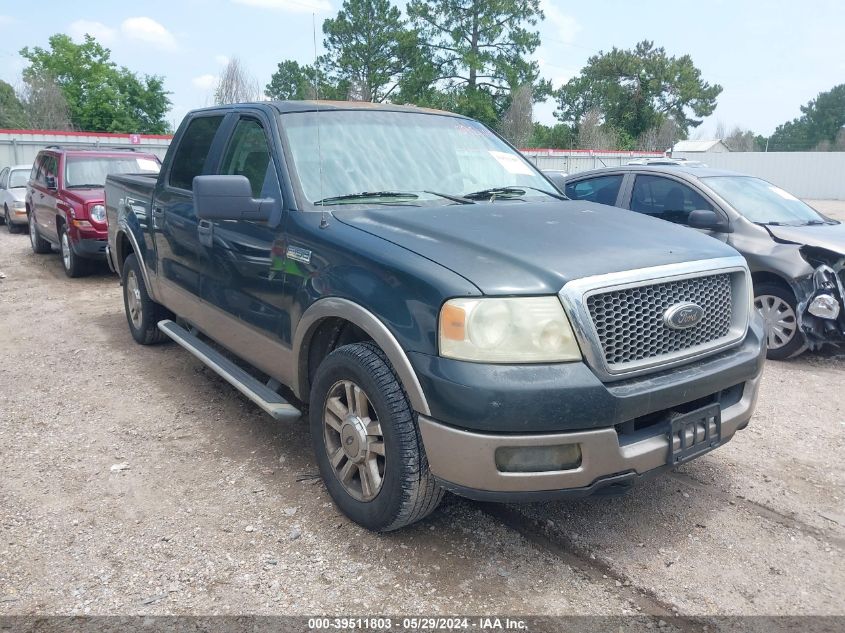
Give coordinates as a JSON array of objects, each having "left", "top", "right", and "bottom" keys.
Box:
[{"left": 313, "top": 12, "right": 328, "bottom": 229}]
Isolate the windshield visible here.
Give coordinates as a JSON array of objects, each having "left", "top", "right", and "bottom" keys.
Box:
[
  {"left": 280, "top": 110, "right": 557, "bottom": 206},
  {"left": 704, "top": 176, "right": 830, "bottom": 225},
  {"left": 64, "top": 155, "right": 160, "bottom": 188},
  {"left": 9, "top": 170, "right": 29, "bottom": 188}
]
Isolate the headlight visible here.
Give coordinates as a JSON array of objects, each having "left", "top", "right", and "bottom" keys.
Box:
[
  {"left": 89, "top": 204, "right": 106, "bottom": 222},
  {"left": 439, "top": 296, "right": 581, "bottom": 363},
  {"left": 13, "top": 200, "right": 25, "bottom": 209}
]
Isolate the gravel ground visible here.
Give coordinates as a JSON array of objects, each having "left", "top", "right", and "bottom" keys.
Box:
[{"left": 0, "top": 204, "right": 843, "bottom": 620}]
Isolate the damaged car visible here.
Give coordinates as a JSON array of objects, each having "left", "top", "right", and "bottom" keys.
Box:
[{"left": 562, "top": 165, "right": 845, "bottom": 359}]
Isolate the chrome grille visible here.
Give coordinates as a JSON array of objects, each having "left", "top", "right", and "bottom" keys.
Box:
[{"left": 586, "top": 274, "right": 733, "bottom": 367}]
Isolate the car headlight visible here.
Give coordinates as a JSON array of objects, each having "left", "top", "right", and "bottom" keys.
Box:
[
  {"left": 439, "top": 296, "right": 581, "bottom": 363},
  {"left": 89, "top": 204, "right": 106, "bottom": 222},
  {"left": 13, "top": 200, "right": 25, "bottom": 209}
]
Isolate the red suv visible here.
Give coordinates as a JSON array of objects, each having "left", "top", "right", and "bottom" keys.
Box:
[{"left": 26, "top": 147, "right": 161, "bottom": 277}]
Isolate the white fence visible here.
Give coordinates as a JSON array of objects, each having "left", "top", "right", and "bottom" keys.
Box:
[
  {"left": 672, "top": 151, "right": 845, "bottom": 200},
  {"left": 0, "top": 129, "right": 172, "bottom": 169},
  {"left": 522, "top": 149, "right": 665, "bottom": 174}
]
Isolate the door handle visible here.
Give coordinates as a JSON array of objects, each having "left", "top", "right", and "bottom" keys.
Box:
[{"left": 197, "top": 219, "right": 214, "bottom": 247}]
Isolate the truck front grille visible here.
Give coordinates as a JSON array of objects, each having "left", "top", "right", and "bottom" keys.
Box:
[{"left": 586, "top": 273, "right": 733, "bottom": 367}]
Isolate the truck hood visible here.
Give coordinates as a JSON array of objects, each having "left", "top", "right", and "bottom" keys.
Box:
[
  {"left": 766, "top": 223, "right": 845, "bottom": 255},
  {"left": 333, "top": 201, "right": 737, "bottom": 294}
]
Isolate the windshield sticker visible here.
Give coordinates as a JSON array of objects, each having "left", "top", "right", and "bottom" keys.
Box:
[
  {"left": 136, "top": 158, "right": 160, "bottom": 172},
  {"left": 488, "top": 150, "right": 534, "bottom": 175},
  {"left": 769, "top": 185, "right": 799, "bottom": 201}
]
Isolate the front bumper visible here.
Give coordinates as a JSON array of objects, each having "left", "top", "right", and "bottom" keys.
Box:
[
  {"left": 419, "top": 367, "right": 762, "bottom": 501},
  {"left": 72, "top": 237, "right": 108, "bottom": 260},
  {"left": 8, "top": 205, "right": 28, "bottom": 225}
]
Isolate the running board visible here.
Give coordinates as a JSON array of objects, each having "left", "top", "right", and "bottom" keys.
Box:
[{"left": 157, "top": 319, "right": 301, "bottom": 422}]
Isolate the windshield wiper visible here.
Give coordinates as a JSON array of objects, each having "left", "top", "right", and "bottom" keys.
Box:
[
  {"left": 315, "top": 190, "right": 475, "bottom": 206},
  {"left": 462, "top": 185, "right": 566, "bottom": 201},
  {"left": 802, "top": 219, "right": 832, "bottom": 226},
  {"left": 315, "top": 191, "right": 419, "bottom": 206},
  {"left": 423, "top": 190, "right": 475, "bottom": 205}
]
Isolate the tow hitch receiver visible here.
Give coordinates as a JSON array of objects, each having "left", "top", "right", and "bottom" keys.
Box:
[{"left": 667, "top": 403, "right": 722, "bottom": 466}]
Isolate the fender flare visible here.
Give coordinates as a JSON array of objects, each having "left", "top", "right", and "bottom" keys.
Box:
[
  {"left": 292, "top": 297, "right": 431, "bottom": 416},
  {"left": 115, "top": 222, "right": 158, "bottom": 302}
]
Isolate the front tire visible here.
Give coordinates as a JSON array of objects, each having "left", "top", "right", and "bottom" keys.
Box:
[
  {"left": 754, "top": 282, "right": 807, "bottom": 360},
  {"left": 59, "top": 225, "right": 88, "bottom": 278},
  {"left": 122, "top": 253, "right": 170, "bottom": 345},
  {"left": 29, "top": 213, "right": 51, "bottom": 253},
  {"left": 309, "top": 342, "right": 443, "bottom": 532}
]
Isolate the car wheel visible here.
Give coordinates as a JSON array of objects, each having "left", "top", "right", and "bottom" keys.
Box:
[
  {"left": 122, "top": 253, "right": 170, "bottom": 345},
  {"left": 59, "top": 225, "right": 88, "bottom": 278},
  {"left": 309, "top": 342, "right": 443, "bottom": 532},
  {"left": 754, "top": 282, "right": 807, "bottom": 360},
  {"left": 29, "top": 213, "right": 51, "bottom": 253},
  {"left": 0, "top": 205, "right": 6, "bottom": 226}
]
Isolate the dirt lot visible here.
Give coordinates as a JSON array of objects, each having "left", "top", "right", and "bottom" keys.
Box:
[{"left": 1, "top": 205, "right": 844, "bottom": 623}]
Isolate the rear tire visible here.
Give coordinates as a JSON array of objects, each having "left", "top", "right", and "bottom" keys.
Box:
[
  {"left": 309, "top": 342, "right": 443, "bottom": 532},
  {"left": 122, "top": 253, "right": 170, "bottom": 345},
  {"left": 0, "top": 205, "right": 6, "bottom": 226},
  {"left": 29, "top": 213, "right": 51, "bottom": 253},
  {"left": 754, "top": 282, "right": 807, "bottom": 360}
]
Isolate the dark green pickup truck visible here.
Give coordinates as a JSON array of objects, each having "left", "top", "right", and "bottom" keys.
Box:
[{"left": 106, "top": 101, "right": 766, "bottom": 531}]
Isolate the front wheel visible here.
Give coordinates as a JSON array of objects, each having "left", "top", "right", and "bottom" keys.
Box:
[
  {"left": 59, "top": 225, "right": 88, "bottom": 278},
  {"left": 754, "top": 282, "right": 807, "bottom": 360},
  {"left": 309, "top": 342, "right": 443, "bottom": 532}
]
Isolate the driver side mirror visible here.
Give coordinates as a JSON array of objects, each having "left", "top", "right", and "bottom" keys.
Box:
[
  {"left": 193, "top": 175, "right": 274, "bottom": 223},
  {"left": 687, "top": 209, "right": 732, "bottom": 233},
  {"left": 45, "top": 175, "right": 57, "bottom": 190}
]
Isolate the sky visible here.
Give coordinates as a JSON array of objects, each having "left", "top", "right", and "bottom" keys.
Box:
[{"left": 0, "top": 0, "right": 843, "bottom": 138}]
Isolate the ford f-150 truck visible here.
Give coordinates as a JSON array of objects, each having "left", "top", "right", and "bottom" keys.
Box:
[{"left": 106, "top": 101, "right": 766, "bottom": 531}]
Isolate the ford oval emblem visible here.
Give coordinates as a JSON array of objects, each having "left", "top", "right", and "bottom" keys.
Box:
[{"left": 664, "top": 302, "right": 705, "bottom": 330}]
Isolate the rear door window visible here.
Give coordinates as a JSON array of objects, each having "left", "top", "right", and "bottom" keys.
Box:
[
  {"left": 168, "top": 115, "right": 225, "bottom": 191},
  {"left": 631, "top": 175, "right": 713, "bottom": 224},
  {"left": 564, "top": 175, "right": 623, "bottom": 206}
]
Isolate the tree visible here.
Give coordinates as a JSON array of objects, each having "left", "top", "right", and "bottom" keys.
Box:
[
  {"left": 20, "top": 34, "right": 170, "bottom": 133},
  {"left": 577, "top": 108, "right": 621, "bottom": 150},
  {"left": 18, "top": 75, "right": 73, "bottom": 130},
  {"left": 214, "top": 57, "right": 261, "bottom": 105},
  {"left": 265, "top": 59, "right": 350, "bottom": 101},
  {"left": 266, "top": 60, "right": 315, "bottom": 100},
  {"left": 525, "top": 122, "right": 574, "bottom": 149},
  {"left": 498, "top": 83, "right": 533, "bottom": 147},
  {"left": 406, "top": 0, "right": 545, "bottom": 125},
  {"left": 555, "top": 41, "right": 721, "bottom": 142},
  {"left": 0, "top": 80, "right": 28, "bottom": 128},
  {"left": 767, "top": 84, "right": 845, "bottom": 151},
  {"left": 321, "top": 0, "right": 415, "bottom": 102}
]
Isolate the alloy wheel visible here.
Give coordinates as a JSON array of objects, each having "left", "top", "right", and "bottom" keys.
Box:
[
  {"left": 61, "top": 232, "right": 72, "bottom": 271},
  {"left": 754, "top": 294, "right": 797, "bottom": 350},
  {"left": 322, "top": 379, "right": 385, "bottom": 502},
  {"left": 125, "top": 269, "right": 143, "bottom": 329}
]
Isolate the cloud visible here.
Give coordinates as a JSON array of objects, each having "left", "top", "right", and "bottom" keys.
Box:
[
  {"left": 232, "top": 0, "right": 332, "bottom": 14},
  {"left": 68, "top": 19, "right": 117, "bottom": 44},
  {"left": 541, "top": 0, "right": 581, "bottom": 44},
  {"left": 192, "top": 74, "right": 218, "bottom": 90},
  {"left": 120, "top": 17, "right": 178, "bottom": 51}
]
